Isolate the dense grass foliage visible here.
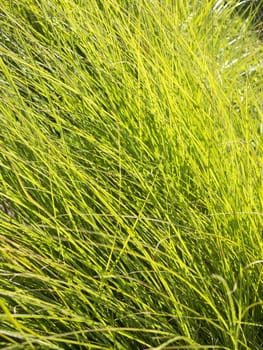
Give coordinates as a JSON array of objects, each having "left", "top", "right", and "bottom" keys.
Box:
[{"left": 0, "top": 0, "right": 263, "bottom": 348}]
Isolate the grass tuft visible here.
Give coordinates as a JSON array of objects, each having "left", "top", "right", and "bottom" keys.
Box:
[{"left": 0, "top": 0, "right": 263, "bottom": 348}]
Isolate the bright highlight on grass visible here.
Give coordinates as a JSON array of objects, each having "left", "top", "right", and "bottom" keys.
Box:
[{"left": 0, "top": 0, "right": 263, "bottom": 349}]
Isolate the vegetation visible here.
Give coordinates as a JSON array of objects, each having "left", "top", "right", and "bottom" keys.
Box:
[{"left": 0, "top": 0, "right": 263, "bottom": 348}]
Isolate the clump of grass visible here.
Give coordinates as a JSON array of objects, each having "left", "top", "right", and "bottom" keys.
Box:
[{"left": 0, "top": 0, "right": 263, "bottom": 349}]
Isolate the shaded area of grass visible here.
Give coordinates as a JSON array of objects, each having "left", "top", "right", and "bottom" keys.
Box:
[{"left": 0, "top": 0, "right": 263, "bottom": 349}]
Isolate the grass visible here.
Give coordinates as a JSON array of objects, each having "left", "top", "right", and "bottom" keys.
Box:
[{"left": 0, "top": 0, "right": 263, "bottom": 348}]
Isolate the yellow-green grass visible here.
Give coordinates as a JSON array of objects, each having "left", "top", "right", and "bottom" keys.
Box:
[{"left": 0, "top": 0, "right": 263, "bottom": 349}]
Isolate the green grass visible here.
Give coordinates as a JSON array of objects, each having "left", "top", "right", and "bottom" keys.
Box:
[{"left": 0, "top": 0, "right": 263, "bottom": 348}]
